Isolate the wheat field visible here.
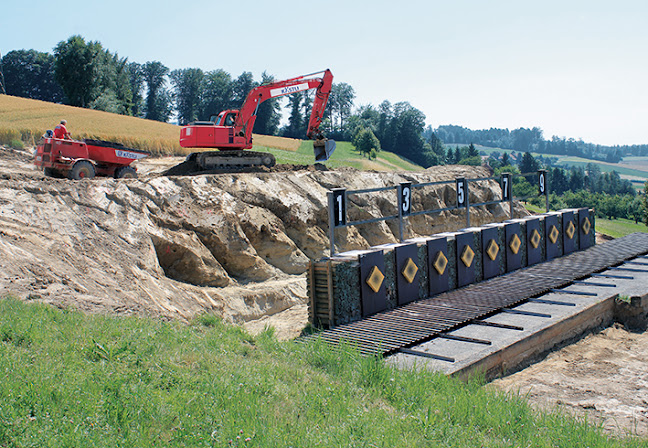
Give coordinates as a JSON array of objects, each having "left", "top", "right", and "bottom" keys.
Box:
[{"left": 0, "top": 95, "right": 301, "bottom": 155}]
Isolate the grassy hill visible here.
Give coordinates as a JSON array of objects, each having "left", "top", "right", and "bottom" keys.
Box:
[
  {"left": 0, "top": 95, "right": 421, "bottom": 171},
  {"left": 0, "top": 297, "right": 629, "bottom": 447}
]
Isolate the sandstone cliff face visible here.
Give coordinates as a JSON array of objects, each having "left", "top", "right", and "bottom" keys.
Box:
[{"left": 0, "top": 147, "right": 527, "bottom": 337}]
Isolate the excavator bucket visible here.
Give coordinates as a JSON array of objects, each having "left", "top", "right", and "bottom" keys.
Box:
[{"left": 314, "top": 139, "right": 336, "bottom": 162}]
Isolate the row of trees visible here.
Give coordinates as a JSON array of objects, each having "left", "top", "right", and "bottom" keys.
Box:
[
  {"left": 0, "top": 36, "right": 357, "bottom": 139},
  {"left": 435, "top": 124, "right": 646, "bottom": 161},
  {"left": 484, "top": 150, "right": 642, "bottom": 222},
  {"left": 3, "top": 35, "right": 647, "bottom": 169}
]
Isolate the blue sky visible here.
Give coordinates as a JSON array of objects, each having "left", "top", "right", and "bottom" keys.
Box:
[{"left": 2, "top": 0, "right": 647, "bottom": 146}]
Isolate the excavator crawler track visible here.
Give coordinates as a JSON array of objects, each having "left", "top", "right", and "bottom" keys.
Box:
[{"left": 164, "top": 151, "right": 276, "bottom": 176}]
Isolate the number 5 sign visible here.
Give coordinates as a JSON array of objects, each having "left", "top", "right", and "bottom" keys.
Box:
[{"left": 456, "top": 178, "right": 467, "bottom": 208}]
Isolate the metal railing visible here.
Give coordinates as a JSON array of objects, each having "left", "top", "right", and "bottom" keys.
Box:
[{"left": 327, "top": 170, "right": 549, "bottom": 256}]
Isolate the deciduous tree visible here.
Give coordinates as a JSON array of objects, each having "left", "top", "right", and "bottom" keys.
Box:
[
  {"left": 170, "top": 68, "right": 204, "bottom": 125},
  {"left": 1, "top": 50, "right": 63, "bottom": 102},
  {"left": 142, "top": 61, "right": 171, "bottom": 122}
]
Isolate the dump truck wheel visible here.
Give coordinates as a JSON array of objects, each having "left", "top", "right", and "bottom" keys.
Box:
[
  {"left": 69, "top": 161, "right": 95, "bottom": 180},
  {"left": 115, "top": 166, "right": 137, "bottom": 179}
]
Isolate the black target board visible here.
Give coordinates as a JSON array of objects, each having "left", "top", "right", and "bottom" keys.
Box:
[
  {"left": 395, "top": 243, "right": 419, "bottom": 305},
  {"left": 427, "top": 236, "right": 451, "bottom": 297},
  {"left": 525, "top": 217, "right": 544, "bottom": 266},
  {"left": 359, "top": 250, "right": 387, "bottom": 317},
  {"left": 505, "top": 221, "right": 523, "bottom": 272},
  {"left": 562, "top": 209, "right": 577, "bottom": 254},
  {"left": 578, "top": 208, "right": 593, "bottom": 250},
  {"left": 544, "top": 213, "right": 563, "bottom": 260},
  {"left": 482, "top": 225, "right": 503, "bottom": 280},
  {"left": 456, "top": 231, "right": 477, "bottom": 288}
]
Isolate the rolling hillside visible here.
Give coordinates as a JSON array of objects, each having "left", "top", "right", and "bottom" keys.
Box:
[{"left": 0, "top": 95, "right": 421, "bottom": 171}]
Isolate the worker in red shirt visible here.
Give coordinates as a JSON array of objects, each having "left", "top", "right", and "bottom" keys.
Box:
[{"left": 53, "top": 120, "right": 71, "bottom": 139}]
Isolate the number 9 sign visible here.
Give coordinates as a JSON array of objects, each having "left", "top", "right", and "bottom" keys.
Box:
[{"left": 538, "top": 170, "right": 548, "bottom": 196}]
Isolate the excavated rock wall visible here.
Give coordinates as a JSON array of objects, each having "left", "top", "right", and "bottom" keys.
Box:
[{"left": 0, "top": 148, "right": 527, "bottom": 334}]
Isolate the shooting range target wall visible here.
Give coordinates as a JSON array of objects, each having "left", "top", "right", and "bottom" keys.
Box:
[{"left": 308, "top": 209, "right": 595, "bottom": 328}]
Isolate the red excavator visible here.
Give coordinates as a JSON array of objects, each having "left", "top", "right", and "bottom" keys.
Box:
[{"left": 177, "top": 69, "right": 336, "bottom": 172}]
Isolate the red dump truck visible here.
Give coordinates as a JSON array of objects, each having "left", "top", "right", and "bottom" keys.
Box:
[{"left": 35, "top": 138, "right": 150, "bottom": 179}]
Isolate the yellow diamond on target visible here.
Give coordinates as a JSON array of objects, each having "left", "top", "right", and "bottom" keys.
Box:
[
  {"left": 509, "top": 234, "right": 521, "bottom": 255},
  {"left": 549, "top": 225, "right": 559, "bottom": 244},
  {"left": 461, "top": 245, "right": 475, "bottom": 268},
  {"left": 366, "top": 266, "right": 385, "bottom": 293},
  {"left": 582, "top": 217, "right": 591, "bottom": 235},
  {"left": 566, "top": 221, "right": 576, "bottom": 239},
  {"left": 433, "top": 251, "right": 448, "bottom": 275},
  {"left": 402, "top": 258, "right": 418, "bottom": 284},
  {"left": 486, "top": 239, "right": 499, "bottom": 261},
  {"left": 530, "top": 229, "right": 541, "bottom": 249}
]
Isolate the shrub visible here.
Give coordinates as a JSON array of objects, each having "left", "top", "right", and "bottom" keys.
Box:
[{"left": 9, "top": 138, "right": 24, "bottom": 150}]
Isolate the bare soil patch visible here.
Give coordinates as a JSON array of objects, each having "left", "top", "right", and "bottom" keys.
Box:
[{"left": 492, "top": 324, "right": 648, "bottom": 437}]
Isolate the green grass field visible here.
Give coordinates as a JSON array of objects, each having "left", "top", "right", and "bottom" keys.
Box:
[
  {"left": 593, "top": 217, "right": 647, "bottom": 238},
  {"left": 1, "top": 297, "right": 638, "bottom": 447},
  {"left": 261, "top": 141, "right": 421, "bottom": 171},
  {"left": 525, "top": 204, "right": 647, "bottom": 238}
]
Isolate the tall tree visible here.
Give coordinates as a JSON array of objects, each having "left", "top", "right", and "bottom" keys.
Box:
[
  {"left": 0, "top": 52, "right": 5, "bottom": 94},
  {"left": 253, "top": 71, "right": 281, "bottom": 135},
  {"left": 170, "top": 68, "right": 204, "bottom": 125},
  {"left": 90, "top": 50, "right": 132, "bottom": 114},
  {"left": 127, "top": 62, "right": 145, "bottom": 117},
  {"left": 301, "top": 91, "right": 313, "bottom": 136},
  {"left": 391, "top": 101, "right": 426, "bottom": 160},
  {"left": 54, "top": 35, "right": 103, "bottom": 107},
  {"left": 231, "top": 71, "right": 256, "bottom": 109},
  {"left": 199, "top": 69, "right": 233, "bottom": 121},
  {"left": 1, "top": 50, "right": 63, "bottom": 102},
  {"left": 325, "top": 82, "right": 355, "bottom": 135},
  {"left": 427, "top": 132, "right": 446, "bottom": 161},
  {"left": 283, "top": 92, "right": 303, "bottom": 138},
  {"left": 519, "top": 151, "right": 539, "bottom": 174},
  {"left": 142, "top": 61, "right": 171, "bottom": 122}
]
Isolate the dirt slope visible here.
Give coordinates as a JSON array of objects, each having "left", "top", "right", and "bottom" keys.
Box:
[
  {"left": 0, "top": 146, "right": 522, "bottom": 339},
  {"left": 492, "top": 325, "right": 648, "bottom": 437}
]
